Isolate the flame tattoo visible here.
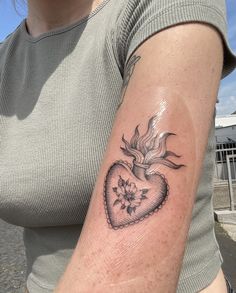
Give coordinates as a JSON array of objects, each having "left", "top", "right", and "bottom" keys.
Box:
[{"left": 120, "top": 116, "right": 184, "bottom": 176}]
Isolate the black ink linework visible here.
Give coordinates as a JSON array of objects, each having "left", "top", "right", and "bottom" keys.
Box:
[
  {"left": 104, "top": 115, "right": 185, "bottom": 229},
  {"left": 112, "top": 176, "right": 149, "bottom": 216},
  {"left": 117, "top": 55, "right": 141, "bottom": 109}
]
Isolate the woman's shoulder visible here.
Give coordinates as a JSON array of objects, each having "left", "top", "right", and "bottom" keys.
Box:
[
  {"left": 0, "top": 22, "right": 23, "bottom": 57},
  {"left": 116, "top": 0, "right": 227, "bottom": 19},
  {"left": 112, "top": 0, "right": 235, "bottom": 78},
  {"left": 0, "top": 22, "right": 25, "bottom": 75}
]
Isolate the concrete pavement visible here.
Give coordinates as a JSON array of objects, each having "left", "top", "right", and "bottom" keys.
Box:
[
  {"left": 0, "top": 219, "right": 26, "bottom": 293},
  {"left": 215, "top": 222, "right": 236, "bottom": 289}
]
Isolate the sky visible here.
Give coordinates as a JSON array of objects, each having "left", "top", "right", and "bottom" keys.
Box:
[{"left": 0, "top": 0, "right": 235, "bottom": 116}]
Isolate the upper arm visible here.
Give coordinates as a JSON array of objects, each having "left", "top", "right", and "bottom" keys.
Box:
[{"left": 56, "top": 23, "right": 223, "bottom": 292}]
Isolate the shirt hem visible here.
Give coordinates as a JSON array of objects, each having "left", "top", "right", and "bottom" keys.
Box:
[
  {"left": 27, "top": 273, "right": 55, "bottom": 293},
  {"left": 125, "top": 2, "right": 236, "bottom": 79},
  {"left": 177, "top": 250, "right": 223, "bottom": 293}
]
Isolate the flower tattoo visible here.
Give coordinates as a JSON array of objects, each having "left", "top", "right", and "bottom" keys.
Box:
[{"left": 112, "top": 176, "right": 149, "bottom": 216}]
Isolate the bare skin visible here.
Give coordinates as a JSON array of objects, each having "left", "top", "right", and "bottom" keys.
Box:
[
  {"left": 25, "top": 1, "right": 228, "bottom": 292},
  {"left": 26, "top": 0, "right": 103, "bottom": 37}
]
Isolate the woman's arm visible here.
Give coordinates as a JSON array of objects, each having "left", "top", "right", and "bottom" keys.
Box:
[{"left": 55, "top": 23, "right": 223, "bottom": 293}]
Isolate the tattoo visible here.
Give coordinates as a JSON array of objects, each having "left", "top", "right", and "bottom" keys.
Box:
[
  {"left": 117, "top": 55, "right": 141, "bottom": 109},
  {"left": 104, "top": 115, "right": 185, "bottom": 230},
  {"left": 112, "top": 176, "right": 149, "bottom": 216}
]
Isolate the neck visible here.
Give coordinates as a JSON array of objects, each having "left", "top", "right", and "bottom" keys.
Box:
[{"left": 26, "top": 0, "right": 102, "bottom": 37}]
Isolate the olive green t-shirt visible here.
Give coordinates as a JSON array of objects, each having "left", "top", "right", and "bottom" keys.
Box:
[{"left": 0, "top": 0, "right": 235, "bottom": 292}]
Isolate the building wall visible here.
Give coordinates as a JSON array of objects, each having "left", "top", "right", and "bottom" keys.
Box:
[{"left": 215, "top": 125, "right": 236, "bottom": 143}]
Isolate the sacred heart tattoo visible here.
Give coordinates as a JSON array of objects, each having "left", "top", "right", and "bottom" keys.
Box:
[{"left": 104, "top": 115, "right": 185, "bottom": 230}]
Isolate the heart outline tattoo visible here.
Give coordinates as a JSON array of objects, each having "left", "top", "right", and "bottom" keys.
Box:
[{"left": 104, "top": 115, "right": 185, "bottom": 230}]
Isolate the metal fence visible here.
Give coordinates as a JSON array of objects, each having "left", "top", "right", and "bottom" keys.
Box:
[
  {"left": 215, "top": 142, "right": 236, "bottom": 181},
  {"left": 214, "top": 141, "right": 236, "bottom": 211}
]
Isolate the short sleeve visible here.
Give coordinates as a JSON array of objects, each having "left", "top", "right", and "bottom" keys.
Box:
[{"left": 114, "top": 0, "right": 236, "bottom": 79}]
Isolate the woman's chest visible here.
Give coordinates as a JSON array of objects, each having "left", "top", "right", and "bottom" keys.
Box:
[{"left": 0, "top": 41, "right": 123, "bottom": 227}]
